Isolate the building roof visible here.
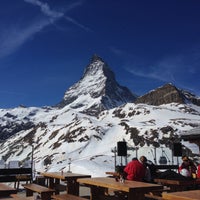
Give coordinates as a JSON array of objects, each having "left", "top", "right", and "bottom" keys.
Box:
[{"left": 181, "top": 127, "right": 200, "bottom": 141}]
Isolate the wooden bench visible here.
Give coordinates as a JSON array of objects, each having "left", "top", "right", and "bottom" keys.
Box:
[
  {"left": 22, "top": 183, "right": 55, "bottom": 200},
  {"left": 0, "top": 168, "right": 32, "bottom": 190},
  {"left": 15, "top": 174, "right": 32, "bottom": 189},
  {"left": 52, "top": 193, "right": 88, "bottom": 200},
  {"left": 0, "top": 183, "right": 17, "bottom": 197}
]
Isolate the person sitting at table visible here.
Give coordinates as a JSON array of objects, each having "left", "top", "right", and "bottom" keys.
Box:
[
  {"left": 123, "top": 155, "right": 147, "bottom": 181},
  {"left": 178, "top": 155, "right": 197, "bottom": 177},
  {"left": 145, "top": 159, "right": 158, "bottom": 182},
  {"left": 197, "top": 163, "right": 200, "bottom": 178}
]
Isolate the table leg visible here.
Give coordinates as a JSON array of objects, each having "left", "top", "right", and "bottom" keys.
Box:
[
  {"left": 47, "top": 177, "right": 60, "bottom": 194},
  {"left": 55, "top": 178, "right": 60, "bottom": 194},
  {"left": 67, "top": 179, "right": 79, "bottom": 196},
  {"left": 48, "top": 177, "right": 54, "bottom": 189},
  {"left": 128, "top": 190, "right": 144, "bottom": 200},
  {"left": 90, "top": 186, "right": 106, "bottom": 200}
]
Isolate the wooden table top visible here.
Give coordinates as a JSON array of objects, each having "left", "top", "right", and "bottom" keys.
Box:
[
  {"left": 154, "top": 178, "right": 200, "bottom": 186},
  {"left": 40, "top": 172, "right": 91, "bottom": 180},
  {"left": 77, "top": 177, "right": 163, "bottom": 193},
  {"left": 162, "top": 189, "right": 200, "bottom": 200}
]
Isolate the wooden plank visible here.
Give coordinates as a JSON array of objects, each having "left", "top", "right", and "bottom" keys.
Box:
[
  {"left": 52, "top": 193, "right": 87, "bottom": 200},
  {"left": 40, "top": 172, "right": 91, "bottom": 181},
  {"left": 0, "top": 183, "right": 17, "bottom": 197},
  {"left": 22, "top": 183, "right": 55, "bottom": 193},
  {"left": 77, "top": 177, "right": 163, "bottom": 200},
  {"left": 162, "top": 190, "right": 200, "bottom": 200},
  {"left": 0, "top": 168, "right": 32, "bottom": 183},
  {"left": 78, "top": 177, "right": 163, "bottom": 193},
  {"left": 154, "top": 178, "right": 199, "bottom": 191},
  {"left": 23, "top": 183, "right": 55, "bottom": 200},
  {"left": 0, "top": 168, "right": 32, "bottom": 175}
]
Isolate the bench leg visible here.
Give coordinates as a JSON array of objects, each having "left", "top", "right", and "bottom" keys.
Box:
[
  {"left": 14, "top": 181, "right": 17, "bottom": 189},
  {"left": 14, "top": 180, "right": 20, "bottom": 189},
  {"left": 17, "top": 181, "right": 20, "bottom": 190}
]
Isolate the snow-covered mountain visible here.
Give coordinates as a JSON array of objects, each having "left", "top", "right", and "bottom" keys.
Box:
[
  {"left": 57, "top": 55, "right": 137, "bottom": 115},
  {"left": 0, "top": 55, "right": 200, "bottom": 178}
]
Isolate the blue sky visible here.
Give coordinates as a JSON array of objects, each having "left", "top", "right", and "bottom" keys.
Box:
[{"left": 0, "top": 0, "right": 200, "bottom": 108}]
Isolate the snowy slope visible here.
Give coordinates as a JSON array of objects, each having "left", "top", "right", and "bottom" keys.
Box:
[{"left": 0, "top": 102, "right": 200, "bottom": 177}]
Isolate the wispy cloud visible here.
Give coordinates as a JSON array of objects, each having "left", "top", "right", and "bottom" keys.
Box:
[
  {"left": 127, "top": 61, "right": 176, "bottom": 83},
  {"left": 0, "top": 0, "right": 89, "bottom": 59},
  {"left": 0, "top": 19, "right": 49, "bottom": 58},
  {"left": 64, "top": 16, "right": 91, "bottom": 32},
  {"left": 110, "top": 46, "right": 200, "bottom": 96},
  {"left": 24, "top": 0, "right": 90, "bottom": 31},
  {"left": 109, "top": 46, "right": 125, "bottom": 57},
  {"left": 24, "top": 0, "right": 64, "bottom": 19},
  {"left": 110, "top": 47, "right": 190, "bottom": 83},
  {"left": 110, "top": 46, "right": 175, "bottom": 82}
]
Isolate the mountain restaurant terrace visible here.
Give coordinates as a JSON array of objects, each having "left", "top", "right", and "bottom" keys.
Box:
[
  {"left": 0, "top": 164, "right": 200, "bottom": 200},
  {"left": 1, "top": 136, "right": 200, "bottom": 200}
]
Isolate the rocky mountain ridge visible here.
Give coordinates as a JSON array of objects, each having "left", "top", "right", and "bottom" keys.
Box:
[{"left": 134, "top": 83, "right": 200, "bottom": 106}]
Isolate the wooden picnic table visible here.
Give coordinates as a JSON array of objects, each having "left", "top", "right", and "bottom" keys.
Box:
[
  {"left": 77, "top": 177, "right": 163, "bottom": 200},
  {"left": 40, "top": 172, "right": 91, "bottom": 195},
  {"left": 154, "top": 178, "right": 200, "bottom": 191},
  {"left": 0, "top": 183, "right": 17, "bottom": 197},
  {"left": 162, "top": 189, "right": 200, "bottom": 200}
]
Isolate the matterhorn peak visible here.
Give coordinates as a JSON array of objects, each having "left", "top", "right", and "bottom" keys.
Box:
[
  {"left": 90, "top": 54, "right": 104, "bottom": 63},
  {"left": 57, "top": 55, "right": 137, "bottom": 115},
  {"left": 82, "top": 54, "right": 113, "bottom": 80}
]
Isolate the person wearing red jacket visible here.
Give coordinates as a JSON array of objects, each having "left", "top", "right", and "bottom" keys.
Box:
[
  {"left": 124, "top": 156, "right": 147, "bottom": 181},
  {"left": 178, "top": 156, "right": 197, "bottom": 177}
]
